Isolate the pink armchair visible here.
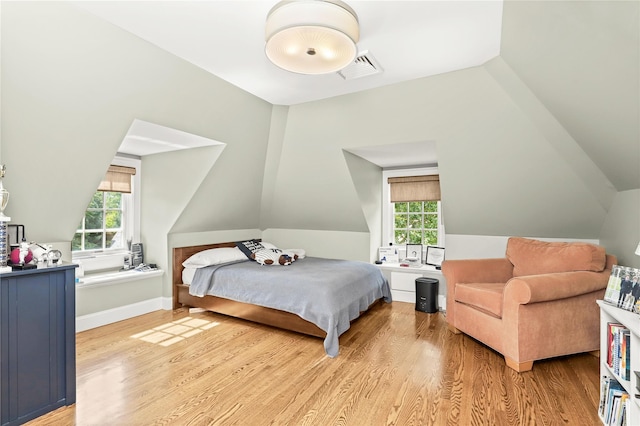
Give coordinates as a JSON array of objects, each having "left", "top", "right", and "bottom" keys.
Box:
[{"left": 442, "top": 237, "right": 616, "bottom": 372}]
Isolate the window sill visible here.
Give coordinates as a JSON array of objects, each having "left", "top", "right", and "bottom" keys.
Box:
[
  {"left": 76, "top": 269, "right": 163, "bottom": 288},
  {"left": 376, "top": 262, "right": 442, "bottom": 275}
]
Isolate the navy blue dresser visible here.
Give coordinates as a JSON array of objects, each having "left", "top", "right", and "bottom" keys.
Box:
[{"left": 0, "top": 264, "right": 76, "bottom": 425}]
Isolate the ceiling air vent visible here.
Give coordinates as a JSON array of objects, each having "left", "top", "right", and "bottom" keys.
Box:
[{"left": 337, "top": 51, "right": 383, "bottom": 80}]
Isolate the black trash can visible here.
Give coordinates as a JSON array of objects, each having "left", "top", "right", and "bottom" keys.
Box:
[{"left": 415, "top": 277, "right": 439, "bottom": 313}]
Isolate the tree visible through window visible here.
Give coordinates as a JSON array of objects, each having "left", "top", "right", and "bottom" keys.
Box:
[
  {"left": 393, "top": 201, "right": 439, "bottom": 245},
  {"left": 72, "top": 191, "right": 124, "bottom": 251}
]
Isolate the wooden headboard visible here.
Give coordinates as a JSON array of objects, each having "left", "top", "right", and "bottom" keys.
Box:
[{"left": 171, "top": 240, "right": 258, "bottom": 309}]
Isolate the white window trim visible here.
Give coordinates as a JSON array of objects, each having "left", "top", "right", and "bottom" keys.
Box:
[
  {"left": 116, "top": 155, "right": 141, "bottom": 246},
  {"left": 382, "top": 167, "right": 445, "bottom": 255},
  {"left": 73, "top": 155, "right": 141, "bottom": 273}
]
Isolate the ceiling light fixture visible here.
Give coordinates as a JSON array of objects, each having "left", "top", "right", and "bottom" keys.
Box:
[{"left": 265, "top": 0, "right": 360, "bottom": 75}]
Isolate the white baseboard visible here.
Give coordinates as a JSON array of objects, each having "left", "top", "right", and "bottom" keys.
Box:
[
  {"left": 161, "top": 296, "right": 173, "bottom": 310},
  {"left": 76, "top": 296, "right": 174, "bottom": 332}
]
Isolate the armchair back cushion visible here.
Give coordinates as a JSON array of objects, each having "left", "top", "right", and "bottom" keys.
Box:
[{"left": 506, "top": 237, "right": 606, "bottom": 277}]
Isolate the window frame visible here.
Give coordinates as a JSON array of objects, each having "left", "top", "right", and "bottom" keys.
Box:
[
  {"left": 392, "top": 200, "right": 441, "bottom": 246},
  {"left": 75, "top": 191, "right": 125, "bottom": 252},
  {"left": 382, "top": 167, "right": 444, "bottom": 254},
  {"left": 72, "top": 155, "right": 141, "bottom": 263}
]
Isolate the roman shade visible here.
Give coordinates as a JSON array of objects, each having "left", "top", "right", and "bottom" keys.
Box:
[
  {"left": 98, "top": 165, "right": 136, "bottom": 194},
  {"left": 388, "top": 175, "right": 440, "bottom": 203}
]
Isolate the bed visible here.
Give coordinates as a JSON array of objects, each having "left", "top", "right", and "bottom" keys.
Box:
[{"left": 172, "top": 240, "right": 391, "bottom": 357}]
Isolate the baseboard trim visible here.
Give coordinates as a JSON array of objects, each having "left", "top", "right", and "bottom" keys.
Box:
[{"left": 76, "top": 297, "right": 174, "bottom": 332}]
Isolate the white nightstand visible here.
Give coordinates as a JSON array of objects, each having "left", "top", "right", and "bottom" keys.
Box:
[{"left": 376, "top": 263, "right": 446, "bottom": 309}]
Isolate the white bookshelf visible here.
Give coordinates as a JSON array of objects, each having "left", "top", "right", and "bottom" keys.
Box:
[{"left": 597, "top": 300, "right": 640, "bottom": 425}]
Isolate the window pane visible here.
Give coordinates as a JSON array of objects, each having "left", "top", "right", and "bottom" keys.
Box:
[
  {"left": 85, "top": 232, "right": 103, "bottom": 250},
  {"left": 394, "top": 230, "right": 407, "bottom": 245},
  {"left": 394, "top": 203, "right": 408, "bottom": 213},
  {"left": 408, "top": 230, "right": 422, "bottom": 244},
  {"left": 105, "top": 192, "right": 122, "bottom": 209},
  {"left": 88, "top": 192, "right": 103, "bottom": 209},
  {"left": 424, "top": 201, "right": 438, "bottom": 213},
  {"left": 394, "top": 214, "right": 407, "bottom": 229},
  {"left": 105, "top": 210, "right": 121, "bottom": 229},
  {"left": 85, "top": 211, "right": 103, "bottom": 230},
  {"left": 408, "top": 202, "right": 422, "bottom": 212},
  {"left": 425, "top": 214, "right": 438, "bottom": 229},
  {"left": 72, "top": 233, "right": 82, "bottom": 251},
  {"left": 408, "top": 214, "right": 422, "bottom": 228},
  {"left": 106, "top": 231, "right": 122, "bottom": 249},
  {"left": 425, "top": 230, "right": 438, "bottom": 245}
]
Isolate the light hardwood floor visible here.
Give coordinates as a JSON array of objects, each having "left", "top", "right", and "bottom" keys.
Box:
[{"left": 27, "top": 302, "right": 602, "bottom": 425}]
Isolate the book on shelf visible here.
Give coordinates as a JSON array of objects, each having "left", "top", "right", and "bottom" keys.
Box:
[
  {"left": 603, "top": 264, "right": 640, "bottom": 313},
  {"left": 623, "top": 396, "right": 631, "bottom": 426},
  {"left": 607, "top": 322, "right": 623, "bottom": 369},
  {"left": 606, "top": 322, "right": 632, "bottom": 381},
  {"left": 600, "top": 376, "right": 628, "bottom": 425},
  {"left": 610, "top": 393, "right": 628, "bottom": 426},
  {"left": 599, "top": 376, "right": 612, "bottom": 417},
  {"left": 621, "top": 329, "right": 630, "bottom": 381}
]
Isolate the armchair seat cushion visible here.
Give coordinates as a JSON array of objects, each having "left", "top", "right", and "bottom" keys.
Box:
[{"left": 455, "top": 283, "right": 506, "bottom": 318}]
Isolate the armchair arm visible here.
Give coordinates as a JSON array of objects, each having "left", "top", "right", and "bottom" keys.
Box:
[{"left": 504, "top": 270, "right": 611, "bottom": 305}]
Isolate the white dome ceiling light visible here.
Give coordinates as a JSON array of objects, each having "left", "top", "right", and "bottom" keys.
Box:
[{"left": 265, "top": 0, "right": 360, "bottom": 75}]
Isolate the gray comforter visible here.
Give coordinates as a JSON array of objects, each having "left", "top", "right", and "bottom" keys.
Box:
[{"left": 190, "top": 257, "right": 391, "bottom": 357}]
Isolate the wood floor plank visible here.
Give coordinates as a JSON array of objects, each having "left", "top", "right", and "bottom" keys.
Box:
[{"left": 26, "top": 302, "right": 603, "bottom": 426}]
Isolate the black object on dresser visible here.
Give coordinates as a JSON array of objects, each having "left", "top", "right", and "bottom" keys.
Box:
[{"left": 0, "top": 264, "right": 77, "bottom": 426}]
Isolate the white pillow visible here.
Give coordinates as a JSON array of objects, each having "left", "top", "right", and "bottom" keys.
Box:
[
  {"left": 182, "top": 247, "right": 247, "bottom": 268},
  {"left": 182, "top": 267, "right": 197, "bottom": 285}
]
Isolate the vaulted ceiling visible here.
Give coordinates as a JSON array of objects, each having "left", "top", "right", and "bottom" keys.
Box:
[{"left": 75, "top": 0, "right": 639, "bottom": 191}]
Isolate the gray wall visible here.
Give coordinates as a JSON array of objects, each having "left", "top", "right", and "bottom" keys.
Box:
[
  {"left": 269, "top": 62, "right": 613, "bottom": 241},
  {"left": 501, "top": 0, "right": 640, "bottom": 192},
  {"left": 2, "top": 1, "right": 638, "bottom": 315},
  {"left": 600, "top": 189, "right": 640, "bottom": 269},
  {"left": 1, "top": 2, "right": 272, "bottom": 308}
]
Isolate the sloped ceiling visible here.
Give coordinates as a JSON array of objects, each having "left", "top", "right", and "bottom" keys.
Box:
[
  {"left": 73, "top": 1, "right": 503, "bottom": 106},
  {"left": 77, "top": 0, "right": 639, "bottom": 191},
  {"left": 500, "top": 0, "right": 640, "bottom": 191}
]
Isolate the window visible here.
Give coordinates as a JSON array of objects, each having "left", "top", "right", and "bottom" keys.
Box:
[
  {"left": 73, "top": 156, "right": 140, "bottom": 259},
  {"left": 393, "top": 201, "right": 440, "bottom": 245},
  {"left": 73, "top": 191, "right": 126, "bottom": 251},
  {"left": 382, "top": 167, "right": 444, "bottom": 252}
]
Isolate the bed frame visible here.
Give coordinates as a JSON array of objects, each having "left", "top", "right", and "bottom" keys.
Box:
[{"left": 172, "top": 241, "right": 327, "bottom": 338}]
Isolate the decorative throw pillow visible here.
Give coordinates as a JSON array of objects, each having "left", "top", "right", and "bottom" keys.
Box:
[
  {"left": 283, "top": 248, "right": 305, "bottom": 259},
  {"left": 252, "top": 248, "right": 293, "bottom": 266},
  {"left": 236, "top": 239, "right": 265, "bottom": 260},
  {"left": 506, "top": 237, "right": 606, "bottom": 277}
]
